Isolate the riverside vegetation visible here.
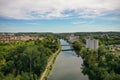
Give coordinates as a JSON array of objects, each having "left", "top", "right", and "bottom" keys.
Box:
[
  {"left": 72, "top": 32, "right": 120, "bottom": 80},
  {"left": 0, "top": 35, "right": 60, "bottom": 80}
]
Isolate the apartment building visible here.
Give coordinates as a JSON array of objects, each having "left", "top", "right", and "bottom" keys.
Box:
[{"left": 86, "top": 38, "right": 99, "bottom": 50}]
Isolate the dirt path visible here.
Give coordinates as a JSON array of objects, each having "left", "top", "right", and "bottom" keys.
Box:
[{"left": 39, "top": 49, "right": 60, "bottom": 80}]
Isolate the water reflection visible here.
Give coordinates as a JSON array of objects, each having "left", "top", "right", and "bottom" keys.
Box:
[{"left": 48, "top": 39, "right": 88, "bottom": 80}]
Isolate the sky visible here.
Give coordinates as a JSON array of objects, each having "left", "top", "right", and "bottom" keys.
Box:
[{"left": 0, "top": 0, "right": 120, "bottom": 33}]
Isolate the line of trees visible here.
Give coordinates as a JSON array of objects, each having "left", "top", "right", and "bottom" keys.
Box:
[
  {"left": 72, "top": 35, "right": 120, "bottom": 80},
  {"left": 0, "top": 36, "right": 60, "bottom": 80}
]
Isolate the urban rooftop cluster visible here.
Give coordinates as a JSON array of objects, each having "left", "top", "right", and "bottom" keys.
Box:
[{"left": 0, "top": 33, "right": 44, "bottom": 42}]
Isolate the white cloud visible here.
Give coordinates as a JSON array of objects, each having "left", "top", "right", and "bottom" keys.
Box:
[
  {"left": 72, "top": 21, "right": 94, "bottom": 25},
  {"left": 0, "top": 0, "right": 120, "bottom": 19}
]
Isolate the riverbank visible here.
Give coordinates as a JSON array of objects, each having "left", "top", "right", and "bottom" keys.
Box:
[
  {"left": 48, "top": 39, "right": 88, "bottom": 80},
  {"left": 72, "top": 40, "right": 120, "bottom": 80},
  {"left": 39, "top": 48, "right": 61, "bottom": 80}
]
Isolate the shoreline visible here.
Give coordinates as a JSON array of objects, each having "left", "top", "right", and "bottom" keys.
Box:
[{"left": 39, "top": 48, "right": 61, "bottom": 80}]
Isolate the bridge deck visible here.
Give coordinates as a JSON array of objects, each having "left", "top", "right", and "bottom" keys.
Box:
[
  {"left": 61, "top": 45, "right": 70, "bottom": 46},
  {"left": 62, "top": 49, "right": 74, "bottom": 51}
]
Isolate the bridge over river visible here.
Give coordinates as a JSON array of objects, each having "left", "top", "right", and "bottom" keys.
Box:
[
  {"left": 61, "top": 48, "right": 74, "bottom": 51},
  {"left": 61, "top": 44, "right": 71, "bottom": 46},
  {"left": 61, "top": 44, "right": 74, "bottom": 51}
]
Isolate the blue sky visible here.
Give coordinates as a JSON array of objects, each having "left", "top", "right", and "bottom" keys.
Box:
[{"left": 0, "top": 0, "right": 120, "bottom": 33}]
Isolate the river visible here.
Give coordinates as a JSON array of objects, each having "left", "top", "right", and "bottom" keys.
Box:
[{"left": 48, "top": 39, "right": 88, "bottom": 80}]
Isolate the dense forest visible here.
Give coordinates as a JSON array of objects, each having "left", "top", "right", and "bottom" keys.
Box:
[
  {"left": 72, "top": 32, "right": 120, "bottom": 80},
  {"left": 0, "top": 35, "right": 60, "bottom": 80}
]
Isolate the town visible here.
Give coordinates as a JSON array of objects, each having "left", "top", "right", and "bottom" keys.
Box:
[{"left": 0, "top": 33, "right": 44, "bottom": 42}]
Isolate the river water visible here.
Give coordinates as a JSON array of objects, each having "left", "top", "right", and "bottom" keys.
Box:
[{"left": 48, "top": 39, "right": 88, "bottom": 80}]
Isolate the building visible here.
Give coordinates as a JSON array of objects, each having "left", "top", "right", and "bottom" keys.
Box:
[
  {"left": 68, "top": 34, "right": 79, "bottom": 42},
  {"left": 0, "top": 34, "right": 44, "bottom": 42},
  {"left": 86, "top": 39, "right": 99, "bottom": 50}
]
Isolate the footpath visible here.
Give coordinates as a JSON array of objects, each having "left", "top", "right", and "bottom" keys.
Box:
[{"left": 39, "top": 49, "right": 61, "bottom": 80}]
